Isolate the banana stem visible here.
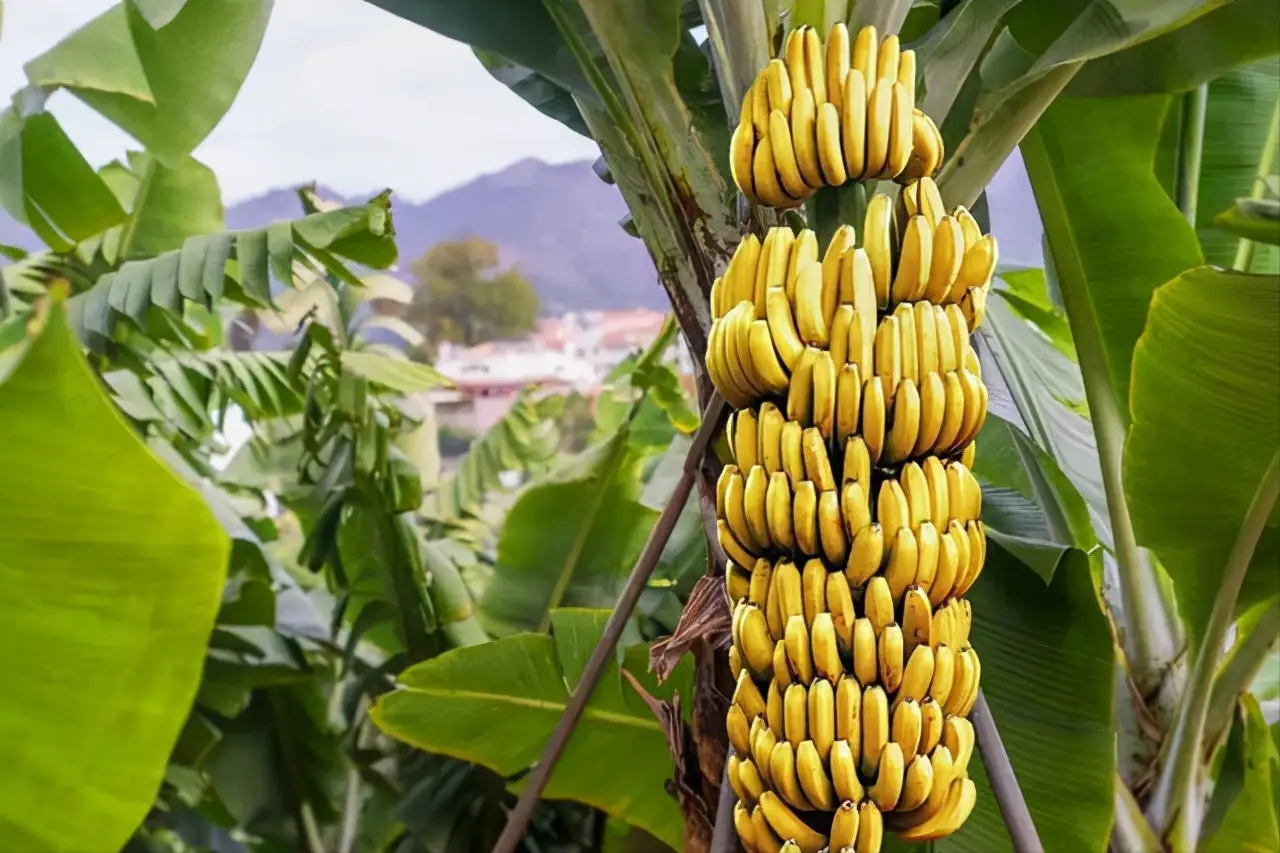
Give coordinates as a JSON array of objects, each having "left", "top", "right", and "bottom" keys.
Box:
[
  {"left": 1110, "top": 774, "right": 1162, "bottom": 853},
  {"left": 492, "top": 395, "right": 729, "bottom": 853},
  {"left": 1173, "top": 85, "right": 1208, "bottom": 227},
  {"left": 1144, "top": 452, "right": 1280, "bottom": 850},
  {"left": 709, "top": 759, "right": 739, "bottom": 853},
  {"left": 971, "top": 691, "right": 1045, "bottom": 853},
  {"left": 1232, "top": 97, "right": 1280, "bottom": 272}
]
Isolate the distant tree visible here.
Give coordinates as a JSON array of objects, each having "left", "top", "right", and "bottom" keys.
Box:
[{"left": 405, "top": 237, "right": 540, "bottom": 354}]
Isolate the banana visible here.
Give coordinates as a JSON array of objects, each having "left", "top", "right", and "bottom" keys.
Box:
[
  {"left": 787, "top": 346, "right": 817, "bottom": 424},
  {"left": 921, "top": 456, "right": 950, "bottom": 523},
  {"left": 869, "top": 742, "right": 905, "bottom": 810},
  {"left": 885, "top": 526, "right": 919, "bottom": 600},
  {"left": 766, "top": 286, "right": 807, "bottom": 371},
  {"left": 830, "top": 800, "right": 860, "bottom": 852},
  {"left": 863, "top": 194, "right": 894, "bottom": 308},
  {"left": 784, "top": 29, "right": 809, "bottom": 101},
  {"left": 899, "top": 462, "right": 930, "bottom": 527},
  {"left": 773, "top": 639, "right": 794, "bottom": 689},
  {"left": 730, "top": 121, "right": 757, "bottom": 204},
  {"left": 711, "top": 276, "right": 726, "bottom": 322},
  {"left": 733, "top": 409, "right": 759, "bottom": 470},
  {"left": 916, "top": 178, "right": 946, "bottom": 228},
  {"left": 784, "top": 680, "right": 809, "bottom": 746},
  {"left": 786, "top": 230, "right": 819, "bottom": 296},
  {"left": 894, "top": 302, "right": 918, "bottom": 387},
  {"left": 851, "top": 25, "right": 878, "bottom": 85},
  {"left": 811, "top": 612, "right": 843, "bottom": 684},
  {"left": 933, "top": 370, "right": 965, "bottom": 452},
  {"left": 914, "top": 300, "right": 941, "bottom": 379},
  {"left": 864, "top": 575, "right": 895, "bottom": 636},
  {"left": 956, "top": 368, "right": 987, "bottom": 450},
  {"left": 752, "top": 720, "right": 778, "bottom": 784},
  {"left": 727, "top": 563, "right": 752, "bottom": 606},
  {"left": 856, "top": 801, "right": 884, "bottom": 853},
  {"left": 807, "top": 675, "right": 836, "bottom": 759},
  {"left": 753, "top": 134, "right": 797, "bottom": 209},
  {"left": 773, "top": 559, "right": 803, "bottom": 627},
  {"left": 930, "top": 602, "right": 958, "bottom": 652},
  {"left": 803, "top": 26, "right": 827, "bottom": 105},
  {"left": 766, "top": 473, "right": 797, "bottom": 551},
  {"left": 876, "top": 478, "right": 910, "bottom": 541},
  {"left": 885, "top": 377, "right": 922, "bottom": 464},
  {"left": 920, "top": 701, "right": 944, "bottom": 756},
  {"left": 770, "top": 107, "right": 813, "bottom": 201},
  {"left": 904, "top": 108, "right": 943, "bottom": 181},
  {"left": 953, "top": 520, "right": 986, "bottom": 597},
  {"left": 730, "top": 232, "right": 762, "bottom": 310},
  {"left": 835, "top": 676, "right": 862, "bottom": 748},
  {"left": 852, "top": 617, "right": 879, "bottom": 687},
  {"left": 950, "top": 235, "right": 998, "bottom": 303},
  {"left": 796, "top": 740, "right": 837, "bottom": 810},
  {"left": 725, "top": 468, "right": 762, "bottom": 554},
  {"left": 827, "top": 572, "right": 856, "bottom": 652},
  {"left": 930, "top": 644, "right": 955, "bottom": 709},
  {"left": 826, "top": 22, "right": 850, "bottom": 110},
  {"left": 946, "top": 461, "right": 982, "bottom": 523},
  {"left": 740, "top": 755, "right": 767, "bottom": 804},
  {"left": 943, "top": 303, "right": 970, "bottom": 369},
  {"left": 801, "top": 557, "right": 826, "bottom": 628},
  {"left": 953, "top": 205, "right": 982, "bottom": 249},
  {"left": 892, "top": 214, "right": 933, "bottom": 305},
  {"left": 719, "top": 520, "right": 757, "bottom": 574},
  {"left": 793, "top": 481, "right": 820, "bottom": 556},
  {"left": 898, "top": 645, "right": 936, "bottom": 711},
  {"left": 961, "top": 439, "right": 976, "bottom": 470},
  {"left": 744, "top": 466, "right": 773, "bottom": 551},
  {"left": 749, "top": 320, "right": 793, "bottom": 394},
  {"left": 734, "top": 802, "right": 757, "bottom": 851},
  {"left": 914, "top": 521, "right": 941, "bottom": 595},
  {"left": 895, "top": 744, "right": 955, "bottom": 831},
  {"left": 835, "top": 364, "right": 862, "bottom": 449},
  {"left": 816, "top": 103, "right": 848, "bottom": 187},
  {"left": 830, "top": 740, "right": 865, "bottom": 803},
  {"left": 931, "top": 306, "right": 957, "bottom": 377},
  {"left": 781, "top": 420, "right": 806, "bottom": 485},
  {"left": 730, "top": 644, "right": 744, "bottom": 680},
  {"left": 739, "top": 602, "right": 776, "bottom": 675},
  {"left": 860, "top": 376, "right": 887, "bottom": 464},
  {"left": 840, "top": 479, "right": 872, "bottom": 538},
  {"left": 786, "top": 616, "right": 816, "bottom": 685},
  {"left": 841, "top": 69, "right": 868, "bottom": 179},
  {"left": 767, "top": 745, "right": 818, "bottom": 815},
  {"left": 930, "top": 522, "right": 963, "bottom": 605},
  {"left": 846, "top": 523, "right": 885, "bottom": 587},
  {"left": 800, "top": 430, "right": 837, "bottom": 495},
  {"left": 873, "top": 314, "right": 901, "bottom": 402},
  {"left": 897, "top": 47, "right": 917, "bottom": 100},
  {"left": 709, "top": 319, "right": 750, "bottom": 408},
  {"left": 758, "top": 791, "right": 825, "bottom": 851},
  {"left": 819, "top": 490, "right": 850, "bottom": 566},
  {"left": 879, "top": 622, "right": 905, "bottom": 692},
  {"left": 828, "top": 304, "right": 854, "bottom": 368},
  {"left": 915, "top": 372, "right": 946, "bottom": 456},
  {"left": 962, "top": 647, "right": 982, "bottom": 715},
  {"left": 943, "top": 648, "right": 974, "bottom": 716},
  {"left": 899, "top": 776, "right": 977, "bottom": 842},
  {"left": 842, "top": 435, "right": 872, "bottom": 487},
  {"left": 811, "top": 352, "right": 837, "bottom": 441},
  {"left": 861, "top": 685, "right": 890, "bottom": 777},
  {"left": 751, "top": 804, "right": 783, "bottom": 853},
  {"left": 765, "top": 566, "right": 786, "bottom": 639},
  {"left": 728, "top": 753, "right": 749, "bottom": 804},
  {"left": 901, "top": 586, "right": 933, "bottom": 657},
  {"left": 864, "top": 83, "right": 894, "bottom": 181},
  {"left": 943, "top": 716, "right": 976, "bottom": 777},
  {"left": 793, "top": 263, "right": 828, "bottom": 348},
  {"left": 899, "top": 754, "right": 934, "bottom": 812},
  {"left": 925, "top": 216, "right": 964, "bottom": 303},
  {"left": 728, "top": 704, "right": 752, "bottom": 756},
  {"left": 733, "top": 303, "right": 773, "bottom": 396},
  {"left": 767, "top": 678, "right": 786, "bottom": 733},
  {"left": 765, "top": 58, "right": 794, "bottom": 118},
  {"left": 887, "top": 81, "right": 913, "bottom": 179},
  {"left": 735, "top": 668, "right": 768, "bottom": 719},
  {"left": 791, "top": 96, "right": 824, "bottom": 194},
  {"left": 876, "top": 33, "right": 900, "bottom": 84},
  {"left": 892, "top": 697, "right": 924, "bottom": 760},
  {"left": 758, "top": 403, "right": 785, "bottom": 476}
]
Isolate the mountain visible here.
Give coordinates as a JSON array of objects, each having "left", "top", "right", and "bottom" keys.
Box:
[{"left": 0, "top": 157, "right": 1045, "bottom": 313}]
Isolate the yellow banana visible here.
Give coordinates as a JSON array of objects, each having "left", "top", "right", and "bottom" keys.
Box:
[
  {"left": 961, "top": 439, "right": 977, "bottom": 469},
  {"left": 765, "top": 58, "right": 794, "bottom": 118},
  {"left": 765, "top": 473, "right": 796, "bottom": 552},
  {"left": 730, "top": 644, "right": 744, "bottom": 680},
  {"left": 739, "top": 602, "right": 776, "bottom": 675},
  {"left": 733, "top": 303, "right": 773, "bottom": 397},
  {"left": 766, "top": 287, "right": 806, "bottom": 371},
  {"left": 748, "top": 320, "right": 793, "bottom": 394},
  {"left": 921, "top": 456, "right": 950, "bottom": 524},
  {"left": 901, "top": 586, "right": 933, "bottom": 657},
  {"left": 786, "top": 230, "right": 819, "bottom": 296},
  {"left": 943, "top": 716, "right": 976, "bottom": 777},
  {"left": 719, "top": 519, "right": 757, "bottom": 575},
  {"left": 758, "top": 403, "right": 784, "bottom": 476},
  {"left": 877, "top": 478, "right": 910, "bottom": 541},
  {"left": 879, "top": 622, "right": 905, "bottom": 692},
  {"left": 873, "top": 314, "right": 901, "bottom": 402},
  {"left": 784, "top": 29, "right": 809, "bottom": 102},
  {"left": 852, "top": 617, "right": 879, "bottom": 687},
  {"left": 852, "top": 24, "right": 878, "bottom": 84},
  {"left": 899, "top": 644, "right": 936, "bottom": 711},
  {"left": 928, "top": 524, "right": 960, "bottom": 606},
  {"left": 827, "top": 572, "right": 856, "bottom": 651},
  {"left": 781, "top": 420, "right": 806, "bottom": 485},
  {"left": 801, "top": 557, "right": 826, "bottom": 628},
  {"left": 786, "top": 346, "right": 817, "bottom": 424},
  {"left": 730, "top": 121, "right": 757, "bottom": 204},
  {"left": 732, "top": 233, "right": 763, "bottom": 310},
  {"left": 819, "top": 490, "right": 850, "bottom": 566},
  {"left": 786, "top": 615, "right": 816, "bottom": 685},
  {"left": 807, "top": 675, "right": 836, "bottom": 759},
  {"left": 885, "top": 526, "right": 919, "bottom": 601},
  {"left": 897, "top": 48, "right": 917, "bottom": 101},
  {"left": 943, "top": 303, "right": 970, "bottom": 368},
  {"left": 773, "top": 639, "right": 794, "bottom": 689},
  {"left": 950, "top": 234, "right": 998, "bottom": 303},
  {"left": 864, "top": 83, "right": 893, "bottom": 181},
  {"left": 925, "top": 216, "right": 964, "bottom": 303},
  {"left": 946, "top": 461, "right": 982, "bottom": 522},
  {"left": 843, "top": 250, "right": 877, "bottom": 371},
  {"left": 811, "top": 351, "right": 837, "bottom": 441},
  {"left": 830, "top": 800, "right": 860, "bottom": 852},
  {"left": 812, "top": 612, "right": 843, "bottom": 684},
  {"left": 916, "top": 177, "right": 946, "bottom": 227},
  {"left": 835, "top": 366, "right": 862, "bottom": 451},
  {"left": 856, "top": 801, "right": 883, "bottom": 853},
  {"left": 774, "top": 558, "right": 804, "bottom": 627},
  {"left": 943, "top": 647, "right": 974, "bottom": 716},
  {"left": 863, "top": 193, "right": 894, "bottom": 308},
  {"left": 728, "top": 753, "right": 749, "bottom": 804},
  {"left": 770, "top": 109, "right": 813, "bottom": 200},
  {"left": 829, "top": 304, "right": 854, "bottom": 368},
  {"left": 846, "top": 522, "right": 885, "bottom": 587},
  {"left": 816, "top": 102, "right": 848, "bottom": 188},
  {"left": 734, "top": 802, "right": 757, "bottom": 851},
  {"left": 916, "top": 372, "right": 946, "bottom": 456},
  {"left": 758, "top": 791, "right": 825, "bottom": 850},
  {"left": 751, "top": 804, "right": 783, "bottom": 853},
  {"left": 796, "top": 740, "right": 837, "bottom": 810},
  {"left": 791, "top": 93, "right": 825, "bottom": 193},
  {"left": 744, "top": 466, "right": 773, "bottom": 551},
  {"left": 861, "top": 379, "right": 887, "bottom": 467},
  {"left": 897, "top": 744, "right": 955, "bottom": 830},
  {"left": 793, "top": 262, "right": 828, "bottom": 348},
  {"left": 753, "top": 134, "right": 796, "bottom": 209},
  {"left": 920, "top": 701, "right": 944, "bottom": 756},
  {"left": 830, "top": 740, "right": 865, "bottom": 803},
  {"left": 735, "top": 668, "right": 768, "bottom": 723},
  {"left": 962, "top": 647, "right": 982, "bottom": 715},
  {"left": 887, "top": 81, "right": 913, "bottom": 179},
  {"left": 899, "top": 754, "right": 934, "bottom": 812},
  {"left": 803, "top": 26, "right": 827, "bottom": 105},
  {"left": 799, "top": 428, "right": 834, "bottom": 493},
  {"left": 953, "top": 520, "right": 986, "bottom": 597},
  {"left": 861, "top": 685, "right": 890, "bottom": 777},
  {"left": 733, "top": 409, "right": 759, "bottom": 470},
  {"left": 728, "top": 704, "right": 752, "bottom": 756},
  {"left": 840, "top": 68, "right": 868, "bottom": 180},
  {"left": 709, "top": 319, "right": 750, "bottom": 408},
  {"left": 908, "top": 515, "right": 937, "bottom": 584},
  {"left": 894, "top": 302, "right": 919, "bottom": 387},
  {"left": 784, "top": 680, "right": 809, "bottom": 746},
  {"left": 752, "top": 720, "right": 778, "bottom": 783},
  {"left": 899, "top": 777, "right": 977, "bottom": 842},
  {"left": 892, "top": 214, "right": 933, "bottom": 305},
  {"left": 835, "top": 675, "right": 862, "bottom": 749},
  {"left": 903, "top": 108, "right": 943, "bottom": 181},
  {"left": 930, "top": 643, "right": 955, "bottom": 708},
  {"left": 933, "top": 370, "right": 965, "bottom": 452},
  {"left": 869, "top": 741, "right": 905, "bottom": 810},
  {"left": 876, "top": 33, "right": 900, "bottom": 84},
  {"left": 826, "top": 22, "right": 851, "bottom": 110},
  {"left": 767, "top": 678, "right": 786, "bottom": 733},
  {"left": 840, "top": 479, "right": 872, "bottom": 538},
  {"left": 842, "top": 435, "right": 872, "bottom": 487},
  {"left": 725, "top": 467, "right": 762, "bottom": 554},
  {"left": 710, "top": 276, "right": 726, "bottom": 322},
  {"left": 864, "top": 575, "right": 895, "bottom": 636},
  {"left": 767, "top": 745, "right": 818, "bottom": 815},
  {"left": 726, "top": 563, "right": 752, "bottom": 606},
  {"left": 899, "top": 461, "right": 930, "bottom": 527},
  {"left": 914, "top": 300, "right": 941, "bottom": 378},
  {"left": 765, "top": 564, "right": 786, "bottom": 639},
  {"left": 892, "top": 697, "right": 924, "bottom": 760},
  {"left": 956, "top": 368, "right": 987, "bottom": 450},
  {"left": 885, "top": 377, "right": 922, "bottom": 465},
  {"left": 793, "top": 481, "right": 820, "bottom": 557}
]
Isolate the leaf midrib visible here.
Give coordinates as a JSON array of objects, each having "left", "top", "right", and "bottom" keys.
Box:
[{"left": 393, "top": 684, "right": 662, "bottom": 731}]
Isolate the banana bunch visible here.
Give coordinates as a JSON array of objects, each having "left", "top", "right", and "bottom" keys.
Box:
[{"left": 729, "top": 23, "right": 946, "bottom": 208}]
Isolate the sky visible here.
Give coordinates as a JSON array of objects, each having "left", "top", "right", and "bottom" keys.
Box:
[{"left": 0, "top": 0, "right": 603, "bottom": 203}]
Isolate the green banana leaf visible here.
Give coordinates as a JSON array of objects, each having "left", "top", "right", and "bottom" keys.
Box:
[
  {"left": 23, "top": 0, "right": 271, "bottom": 166},
  {"left": 371, "top": 608, "right": 692, "bottom": 850},
  {"left": 1124, "top": 266, "right": 1280, "bottom": 645},
  {"left": 479, "top": 429, "right": 658, "bottom": 635},
  {"left": 1215, "top": 197, "right": 1280, "bottom": 248},
  {"left": 1201, "top": 694, "right": 1280, "bottom": 851},
  {"left": 0, "top": 294, "right": 229, "bottom": 851},
  {"left": 90, "top": 152, "right": 225, "bottom": 262}
]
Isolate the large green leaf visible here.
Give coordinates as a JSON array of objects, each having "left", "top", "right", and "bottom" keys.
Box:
[
  {"left": 1125, "top": 266, "right": 1280, "bottom": 644},
  {"left": 1203, "top": 693, "right": 1280, "bottom": 852},
  {"left": 0, "top": 295, "right": 229, "bottom": 851},
  {"left": 25, "top": 0, "right": 272, "bottom": 166},
  {"left": 935, "top": 548, "right": 1116, "bottom": 853},
  {"left": 371, "top": 608, "right": 691, "bottom": 850},
  {"left": 115, "top": 151, "right": 225, "bottom": 260},
  {"left": 1021, "top": 94, "right": 1204, "bottom": 419},
  {"left": 479, "top": 430, "right": 657, "bottom": 635}
]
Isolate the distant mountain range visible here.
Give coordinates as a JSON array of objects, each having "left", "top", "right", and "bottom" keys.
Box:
[{"left": 0, "top": 156, "right": 1046, "bottom": 314}]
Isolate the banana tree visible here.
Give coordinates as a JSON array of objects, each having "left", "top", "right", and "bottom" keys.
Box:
[{"left": 359, "top": 1, "right": 1280, "bottom": 852}]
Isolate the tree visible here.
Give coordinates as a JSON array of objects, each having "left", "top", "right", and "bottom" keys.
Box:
[{"left": 405, "top": 236, "right": 540, "bottom": 353}]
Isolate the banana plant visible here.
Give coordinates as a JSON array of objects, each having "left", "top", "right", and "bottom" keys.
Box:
[{"left": 359, "top": 1, "right": 1280, "bottom": 852}]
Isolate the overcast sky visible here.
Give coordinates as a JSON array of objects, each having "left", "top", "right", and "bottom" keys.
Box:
[{"left": 1, "top": 0, "right": 602, "bottom": 202}]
